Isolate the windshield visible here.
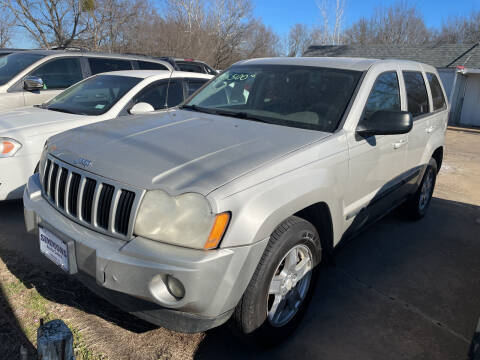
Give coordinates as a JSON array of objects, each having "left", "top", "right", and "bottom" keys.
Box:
[
  {"left": 185, "top": 65, "right": 362, "bottom": 132},
  {"left": 0, "top": 53, "right": 45, "bottom": 85},
  {"left": 44, "top": 74, "right": 142, "bottom": 116}
]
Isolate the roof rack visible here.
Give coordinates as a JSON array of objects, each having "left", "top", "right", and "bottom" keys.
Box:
[{"left": 49, "top": 46, "right": 90, "bottom": 52}]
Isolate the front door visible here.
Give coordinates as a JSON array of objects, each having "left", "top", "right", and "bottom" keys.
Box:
[
  {"left": 345, "top": 70, "right": 408, "bottom": 233},
  {"left": 23, "top": 57, "right": 83, "bottom": 106}
]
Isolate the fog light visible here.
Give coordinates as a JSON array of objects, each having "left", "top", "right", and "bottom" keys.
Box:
[{"left": 167, "top": 275, "right": 185, "bottom": 299}]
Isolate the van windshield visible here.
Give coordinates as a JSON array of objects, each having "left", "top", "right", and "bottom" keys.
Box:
[
  {"left": 184, "top": 65, "right": 362, "bottom": 132},
  {"left": 0, "top": 53, "right": 45, "bottom": 85}
]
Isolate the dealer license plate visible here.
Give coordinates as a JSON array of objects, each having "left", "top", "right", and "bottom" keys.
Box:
[{"left": 39, "top": 227, "right": 69, "bottom": 272}]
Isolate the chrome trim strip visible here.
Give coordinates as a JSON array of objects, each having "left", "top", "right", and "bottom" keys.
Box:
[
  {"left": 109, "top": 188, "right": 121, "bottom": 233},
  {"left": 54, "top": 167, "right": 62, "bottom": 207},
  {"left": 77, "top": 176, "right": 86, "bottom": 222},
  {"left": 46, "top": 162, "right": 54, "bottom": 198},
  {"left": 92, "top": 182, "right": 102, "bottom": 227},
  {"left": 64, "top": 171, "right": 72, "bottom": 213}
]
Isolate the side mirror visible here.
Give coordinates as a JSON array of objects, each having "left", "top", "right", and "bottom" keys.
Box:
[
  {"left": 129, "top": 102, "right": 155, "bottom": 115},
  {"left": 357, "top": 110, "right": 412, "bottom": 137},
  {"left": 24, "top": 76, "right": 44, "bottom": 91}
]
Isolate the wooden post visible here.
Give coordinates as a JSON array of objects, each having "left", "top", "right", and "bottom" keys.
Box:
[{"left": 37, "top": 319, "right": 75, "bottom": 360}]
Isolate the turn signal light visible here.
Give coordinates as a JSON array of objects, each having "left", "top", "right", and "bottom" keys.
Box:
[
  {"left": 0, "top": 138, "right": 22, "bottom": 158},
  {"left": 204, "top": 212, "right": 230, "bottom": 250}
]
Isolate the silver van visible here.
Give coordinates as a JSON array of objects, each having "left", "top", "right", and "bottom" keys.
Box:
[{"left": 0, "top": 50, "right": 172, "bottom": 110}]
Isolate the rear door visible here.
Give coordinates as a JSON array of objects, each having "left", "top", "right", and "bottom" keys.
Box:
[
  {"left": 401, "top": 67, "right": 432, "bottom": 180},
  {"left": 23, "top": 57, "right": 83, "bottom": 106}
]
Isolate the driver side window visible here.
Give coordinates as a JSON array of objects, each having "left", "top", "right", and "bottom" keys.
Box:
[
  {"left": 363, "top": 72, "right": 401, "bottom": 121},
  {"left": 135, "top": 80, "right": 183, "bottom": 110},
  {"left": 30, "top": 57, "right": 83, "bottom": 90}
]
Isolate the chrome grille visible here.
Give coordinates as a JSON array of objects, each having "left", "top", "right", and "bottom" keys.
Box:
[{"left": 41, "top": 155, "right": 144, "bottom": 240}]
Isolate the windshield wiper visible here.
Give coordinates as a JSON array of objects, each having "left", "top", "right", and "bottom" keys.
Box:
[
  {"left": 210, "top": 109, "right": 271, "bottom": 124},
  {"left": 47, "top": 107, "right": 78, "bottom": 115},
  {"left": 179, "top": 104, "right": 217, "bottom": 115},
  {"left": 181, "top": 105, "right": 270, "bottom": 124}
]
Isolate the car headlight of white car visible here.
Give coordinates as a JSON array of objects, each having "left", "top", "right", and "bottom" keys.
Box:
[
  {"left": 134, "top": 190, "right": 230, "bottom": 250},
  {"left": 0, "top": 138, "right": 22, "bottom": 158}
]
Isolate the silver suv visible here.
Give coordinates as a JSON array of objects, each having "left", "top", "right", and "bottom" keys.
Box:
[
  {"left": 23, "top": 57, "right": 447, "bottom": 342},
  {"left": 0, "top": 50, "right": 172, "bottom": 110}
]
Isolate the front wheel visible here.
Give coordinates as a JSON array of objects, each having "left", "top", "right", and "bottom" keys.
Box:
[{"left": 232, "top": 216, "right": 322, "bottom": 345}]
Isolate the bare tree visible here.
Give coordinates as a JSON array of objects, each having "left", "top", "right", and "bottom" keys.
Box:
[
  {"left": 287, "top": 23, "right": 312, "bottom": 57},
  {"left": 344, "top": 1, "right": 433, "bottom": 45},
  {"left": 83, "top": 0, "right": 149, "bottom": 52},
  {"left": 207, "top": 0, "right": 253, "bottom": 68},
  {"left": 0, "top": 4, "right": 13, "bottom": 47},
  {"left": 242, "top": 19, "right": 281, "bottom": 59},
  {"left": 437, "top": 11, "right": 480, "bottom": 44},
  {"left": 0, "top": 0, "right": 88, "bottom": 48},
  {"left": 317, "top": 0, "right": 345, "bottom": 45}
]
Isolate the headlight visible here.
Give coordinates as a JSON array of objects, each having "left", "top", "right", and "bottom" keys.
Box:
[
  {"left": 0, "top": 138, "right": 22, "bottom": 158},
  {"left": 134, "top": 190, "right": 230, "bottom": 250}
]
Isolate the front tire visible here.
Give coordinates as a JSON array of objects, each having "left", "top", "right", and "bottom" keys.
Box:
[{"left": 232, "top": 216, "right": 321, "bottom": 345}]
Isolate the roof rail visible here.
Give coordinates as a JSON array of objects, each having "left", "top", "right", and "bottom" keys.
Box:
[{"left": 49, "top": 46, "right": 90, "bottom": 52}]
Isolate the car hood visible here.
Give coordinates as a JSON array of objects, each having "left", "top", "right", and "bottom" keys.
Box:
[
  {"left": 0, "top": 106, "right": 80, "bottom": 136},
  {"left": 49, "top": 110, "right": 330, "bottom": 195}
]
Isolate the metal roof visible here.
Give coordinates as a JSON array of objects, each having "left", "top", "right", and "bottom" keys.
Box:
[{"left": 304, "top": 43, "right": 480, "bottom": 69}]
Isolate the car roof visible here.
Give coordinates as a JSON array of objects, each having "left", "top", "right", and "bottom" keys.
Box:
[
  {"left": 10, "top": 49, "right": 168, "bottom": 62},
  {"left": 234, "top": 57, "right": 434, "bottom": 72},
  {"left": 97, "top": 70, "right": 214, "bottom": 79}
]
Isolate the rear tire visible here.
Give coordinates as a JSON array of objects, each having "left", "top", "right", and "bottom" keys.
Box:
[
  {"left": 403, "top": 158, "right": 437, "bottom": 220},
  {"left": 232, "top": 216, "right": 321, "bottom": 345}
]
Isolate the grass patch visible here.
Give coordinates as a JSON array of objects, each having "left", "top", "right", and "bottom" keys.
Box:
[
  {"left": 2, "top": 279, "right": 27, "bottom": 296},
  {"left": 1, "top": 275, "right": 105, "bottom": 359},
  {"left": 71, "top": 325, "right": 105, "bottom": 360}
]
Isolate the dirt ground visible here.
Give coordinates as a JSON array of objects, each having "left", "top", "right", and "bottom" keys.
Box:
[
  {"left": 0, "top": 128, "right": 479, "bottom": 359},
  {"left": 435, "top": 127, "right": 480, "bottom": 206}
]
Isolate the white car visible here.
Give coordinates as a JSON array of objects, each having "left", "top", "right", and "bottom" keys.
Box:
[{"left": 0, "top": 70, "right": 212, "bottom": 200}]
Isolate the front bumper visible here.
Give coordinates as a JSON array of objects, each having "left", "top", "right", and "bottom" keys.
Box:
[{"left": 23, "top": 174, "right": 268, "bottom": 333}]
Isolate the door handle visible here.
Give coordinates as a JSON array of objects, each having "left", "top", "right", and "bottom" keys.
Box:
[
  {"left": 426, "top": 126, "right": 435, "bottom": 134},
  {"left": 393, "top": 139, "right": 408, "bottom": 149}
]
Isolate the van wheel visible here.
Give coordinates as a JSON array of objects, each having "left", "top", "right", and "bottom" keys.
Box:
[
  {"left": 404, "top": 158, "right": 437, "bottom": 220},
  {"left": 232, "top": 216, "right": 321, "bottom": 345}
]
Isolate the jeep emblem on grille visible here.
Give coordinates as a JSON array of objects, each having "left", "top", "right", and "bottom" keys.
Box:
[{"left": 74, "top": 157, "right": 92, "bottom": 168}]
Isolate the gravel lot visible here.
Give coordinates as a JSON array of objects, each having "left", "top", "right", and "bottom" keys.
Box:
[{"left": 1, "top": 128, "right": 479, "bottom": 359}]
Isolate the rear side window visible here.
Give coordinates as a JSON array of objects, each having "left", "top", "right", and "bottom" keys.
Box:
[
  {"left": 403, "top": 71, "right": 429, "bottom": 117},
  {"left": 30, "top": 57, "right": 82, "bottom": 90},
  {"left": 88, "top": 58, "right": 132, "bottom": 75},
  {"left": 363, "top": 71, "right": 401, "bottom": 120},
  {"left": 185, "top": 78, "right": 208, "bottom": 97},
  {"left": 427, "top": 73, "right": 447, "bottom": 111},
  {"left": 137, "top": 61, "right": 169, "bottom": 71},
  {"left": 177, "top": 62, "right": 205, "bottom": 73}
]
